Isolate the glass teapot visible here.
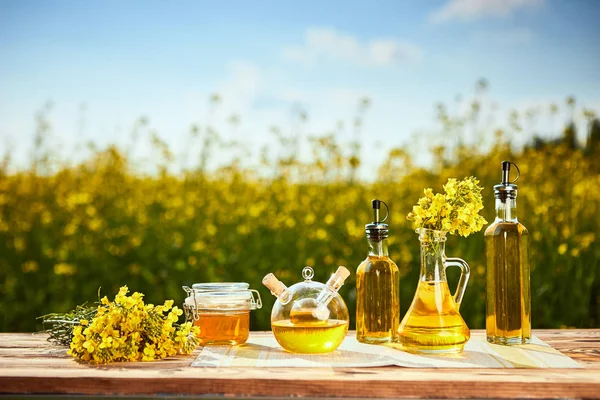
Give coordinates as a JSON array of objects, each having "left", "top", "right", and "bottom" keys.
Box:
[{"left": 262, "top": 266, "right": 350, "bottom": 354}]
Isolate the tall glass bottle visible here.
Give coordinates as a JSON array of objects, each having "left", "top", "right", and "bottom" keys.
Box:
[
  {"left": 356, "top": 199, "right": 400, "bottom": 343},
  {"left": 485, "top": 161, "right": 531, "bottom": 345}
]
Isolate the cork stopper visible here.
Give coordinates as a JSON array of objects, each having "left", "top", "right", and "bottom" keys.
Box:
[
  {"left": 334, "top": 266, "right": 351, "bottom": 281},
  {"left": 262, "top": 273, "right": 286, "bottom": 296},
  {"left": 325, "top": 266, "right": 351, "bottom": 291}
]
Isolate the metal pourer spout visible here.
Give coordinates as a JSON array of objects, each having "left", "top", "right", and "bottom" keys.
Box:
[
  {"left": 372, "top": 199, "right": 382, "bottom": 223},
  {"left": 365, "top": 199, "right": 389, "bottom": 240},
  {"left": 494, "top": 160, "right": 520, "bottom": 201},
  {"left": 501, "top": 161, "right": 511, "bottom": 185}
]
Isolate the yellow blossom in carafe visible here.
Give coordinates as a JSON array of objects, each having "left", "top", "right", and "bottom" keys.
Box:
[{"left": 400, "top": 177, "right": 486, "bottom": 354}]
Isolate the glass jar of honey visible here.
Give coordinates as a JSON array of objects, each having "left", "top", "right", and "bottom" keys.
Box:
[{"left": 183, "top": 283, "right": 262, "bottom": 345}]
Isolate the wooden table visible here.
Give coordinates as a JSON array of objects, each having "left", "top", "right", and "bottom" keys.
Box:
[{"left": 1, "top": 330, "right": 599, "bottom": 399}]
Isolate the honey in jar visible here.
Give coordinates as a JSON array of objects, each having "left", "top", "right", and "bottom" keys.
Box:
[{"left": 183, "top": 283, "right": 262, "bottom": 346}]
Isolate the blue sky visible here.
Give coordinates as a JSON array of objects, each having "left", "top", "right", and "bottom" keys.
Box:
[{"left": 1, "top": 0, "right": 599, "bottom": 174}]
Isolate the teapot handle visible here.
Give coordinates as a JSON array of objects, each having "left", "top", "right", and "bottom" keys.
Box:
[{"left": 444, "top": 257, "right": 470, "bottom": 308}]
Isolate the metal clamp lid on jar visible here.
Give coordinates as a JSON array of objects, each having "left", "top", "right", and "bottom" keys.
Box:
[{"left": 182, "top": 282, "right": 262, "bottom": 321}]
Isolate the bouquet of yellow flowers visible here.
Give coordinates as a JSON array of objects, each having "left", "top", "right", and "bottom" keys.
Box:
[
  {"left": 407, "top": 176, "right": 487, "bottom": 237},
  {"left": 43, "top": 286, "right": 200, "bottom": 364}
]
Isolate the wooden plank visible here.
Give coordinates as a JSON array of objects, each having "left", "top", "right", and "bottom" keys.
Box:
[{"left": 0, "top": 330, "right": 598, "bottom": 399}]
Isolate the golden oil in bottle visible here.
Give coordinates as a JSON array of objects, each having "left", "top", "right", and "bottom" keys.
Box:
[
  {"left": 397, "top": 281, "right": 470, "bottom": 353},
  {"left": 398, "top": 228, "right": 471, "bottom": 354},
  {"left": 485, "top": 223, "right": 531, "bottom": 343},
  {"left": 265, "top": 266, "right": 351, "bottom": 354},
  {"left": 356, "top": 256, "right": 400, "bottom": 343},
  {"left": 485, "top": 161, "right": 531, "bottom": 345},
  {"left": 289, "top": 308, "right": 328, "bottom": 325},
  {"left": 272, "top": 319, "right": 348, "bottom": 354},
  {"left": 356, "top": 200, "right": 400, "bottom": 344},
  {"left": 194, "top": 311, "right": 250, "bottom": 345}
]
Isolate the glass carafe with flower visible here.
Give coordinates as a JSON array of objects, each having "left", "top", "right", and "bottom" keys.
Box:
[{"left": 397, "top": 177, "right": 487, "bottom": 354}]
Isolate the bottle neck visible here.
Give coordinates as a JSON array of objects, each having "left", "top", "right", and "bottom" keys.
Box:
[
  {"left": 495, "top": 197, "right": 518, "bottom": 222},
  {"left": 315, "top": 266, "right": 349, "bottom": 308},
  {"left": 368, "top": 238, "right": 389, "bottom": 257},
  {"left": 262, "top": 273, "right": 292, "bottom": 305},
  {"left": 419, "top": 238, "right": 446, "bottom": 282}
]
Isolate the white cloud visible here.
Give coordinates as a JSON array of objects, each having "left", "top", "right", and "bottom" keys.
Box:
[
  {"left": 276, "top": 88, "right": 309, "bottom": 103},
  {"left": 182, "top": 60, "right": 264, "bottom": 128},
  {"left": 473, "top": 28, "right": 534, "bottom": 45},
  {"left": 283, "top": 27, "right": 422, "bottom": 67},
  {"left": 217, "top": 60, "right": 262, "bottom": 114},
  {"left": 274, "top": 87, "right": 366, "bottom": 111},
  {"left": 430, "top": 0, "right": 544, "bottom": 23}
]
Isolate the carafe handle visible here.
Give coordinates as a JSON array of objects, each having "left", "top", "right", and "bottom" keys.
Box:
[{"left": 444, "top": 257, "right": 470, "bottom": 308}]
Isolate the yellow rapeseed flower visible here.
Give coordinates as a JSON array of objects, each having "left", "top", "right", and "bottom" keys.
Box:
[
  {"left": 407, "top": 176, "right": 487, "bottom": 237},
  {"left": 53, "top": 263, "right": 76, "bottom": 276},
  {"left": 21, "top": 260, "right": 39, "bottom": 273},
  {"left": 68, "top": 286, "right": 200, "bottom": 364},
  {"left": 558, "top": 243, "right": 568, "bottom": 255}
]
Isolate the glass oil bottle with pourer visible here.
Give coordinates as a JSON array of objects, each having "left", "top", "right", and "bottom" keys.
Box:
[
  {"left": 485, "top": 161, "right": 531, "bottom": 345},
  {"left": 263, "top": 266, "right": 350, "bottom": 354},
  {"left": 356, "top": 199, "right": 400, "bottom": 344},
  {"left": 397, "top": 229, "right": 471, "bottom": 354}
]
